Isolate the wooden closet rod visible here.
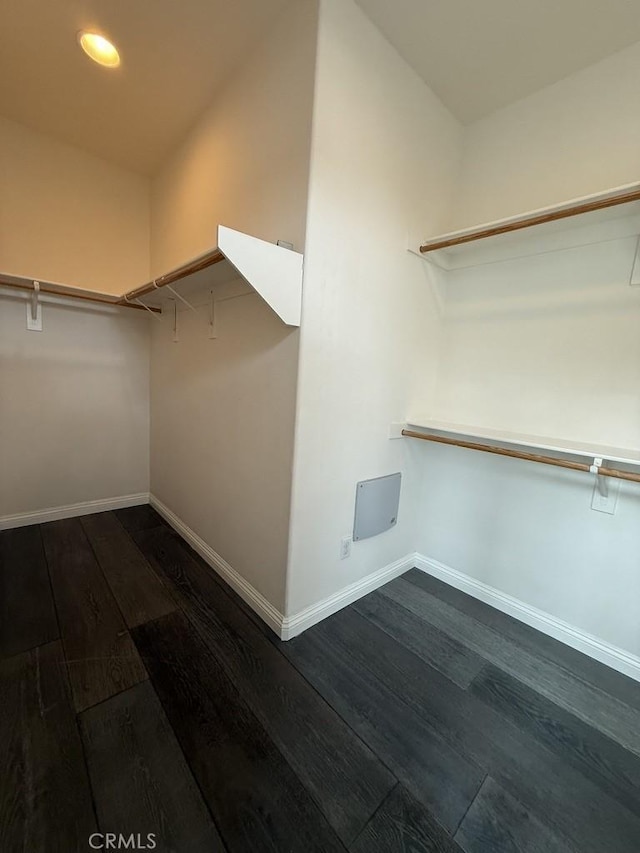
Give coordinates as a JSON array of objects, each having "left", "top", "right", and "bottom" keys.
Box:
[
  {"left": 420, "top": 186, "right": 640, "bottom": 253},
  {"left": 0, "top": 274, "right": 159, "bottom": 313},
  {"left": 120, "top": 248, "right": 226, "bottom": 302},
  {"left": 401, "top": 430, "right": 640, "bottom": 484}
]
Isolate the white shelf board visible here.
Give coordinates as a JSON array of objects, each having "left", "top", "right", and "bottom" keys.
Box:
[
  {"left": 419, "top": 182, "right": 640, "bottom": 271},
  {"left": 405, "top": 418, "right": 640, "bottom": 467},
  {"left": 217, "top": 226, "right": 302, "bottom": 326}
]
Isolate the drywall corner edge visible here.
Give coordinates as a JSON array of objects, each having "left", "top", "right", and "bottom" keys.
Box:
[
  {"left": 415, "top": 554, "right": 640, "bottom": 683},
  {"left": 217, "top": 225, "right": 303, "bottom": 326}
]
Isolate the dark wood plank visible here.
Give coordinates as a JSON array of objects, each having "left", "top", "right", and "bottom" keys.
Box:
[
  {"left": 312, "top": 605, "right": 640, "bottom": 853},
  {"left": 280, "top": 617, "right": 485, "bottom": 833},
  {"left": 351, "top": 784, "right": 464, "bottom": 853},
  {"left": 470, "top": 664, "right": 640, "bottom": 818},
  {"left": 80, "top": 680, "right": 224, "bottom": 852},
  {"left": 132, "top": 610, "right": 347, "bottom": 853},
  {"left": 41, "top": 518, "right": 147, "bottom": 712},
  {"left": 0, "top": 526, "right": 58, "bottom": 658},
  {"left": 454, "top": 777, "right": 577, "bottom": 853},
  {"left": 133, "top": 524, "right": 396, "bottom": 845},
  {"left": 0, "top": 641, "right": 96, "bottom": 851},
  {"left": 380, "top": 577, "right": 640, "bottom": 757},
  {"left": 404, "top": 570, "right": 640, "bottom": 712},
  {"left": 80, "top": 512, "right": 177, "bottom": 628},
  {"left": 165, "top": 532, "right": 275, "bottom": 639},
  {"left": 114, "top": 504, "right": 168, "bottom": 534},
  {"left": 354, "top": 589, "right": 485, "bottom": 688}
]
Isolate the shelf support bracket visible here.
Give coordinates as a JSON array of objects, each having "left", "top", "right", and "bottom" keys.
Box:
[
  {"left": 630, "top": 235, "right": 640, "bottom": 286},
  {"left": 123, "top": 293, "right": 162, "bottom": 320},
  {"left": 165, "top": 284, "right": 197, "bottom": 312},
  {"left": 590, "top": 457, "right": 608, "bottom": 497}
]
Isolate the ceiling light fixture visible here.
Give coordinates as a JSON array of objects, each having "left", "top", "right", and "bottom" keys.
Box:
[{"left": 77, "top": 31, "right": 121, "bottom": 68}]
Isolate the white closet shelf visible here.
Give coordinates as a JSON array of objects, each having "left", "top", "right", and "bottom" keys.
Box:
[
  {"left": 418, "top": 182, "right": 640, "bottom": 271},
  {"left": 404, "top": 418, "right": 640, "bottom": 467},
  {"left": 124, "top": 226, "right": 302, "bottom": 326},
  {"left": 0, "top": 226, "right": 303, "bottom": 326}
]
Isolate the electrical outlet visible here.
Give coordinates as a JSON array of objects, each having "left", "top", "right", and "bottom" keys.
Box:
[
  {"left": 591, "top": 478, "right": 620, "bottom": 514},
  {"left": 340, "top": 536, "right": 352, "bottom": 559}
]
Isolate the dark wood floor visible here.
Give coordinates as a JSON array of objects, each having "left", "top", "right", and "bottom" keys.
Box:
[{"left": 2, "top": 506, "right": 640, "bottom": 852}]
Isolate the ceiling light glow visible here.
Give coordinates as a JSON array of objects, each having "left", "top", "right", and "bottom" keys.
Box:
[{"left": 78, "top": 31, "right": 120, "bottom": 68}]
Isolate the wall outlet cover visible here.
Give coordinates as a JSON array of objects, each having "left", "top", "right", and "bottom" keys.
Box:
[{"left": 591, "top": 478, "right": 620, "bottom": 514}]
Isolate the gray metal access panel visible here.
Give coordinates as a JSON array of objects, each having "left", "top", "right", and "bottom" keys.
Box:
[{"left": 353, "top": 472, "right": 401, "bottom": 541}]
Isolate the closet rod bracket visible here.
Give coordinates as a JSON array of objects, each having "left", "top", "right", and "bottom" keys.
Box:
[
  {"left": 590, "top": 457, "right": 608, "bottom": 497},
  {"left": 27, "top": 281, "right": 43, "bottom": 331}
]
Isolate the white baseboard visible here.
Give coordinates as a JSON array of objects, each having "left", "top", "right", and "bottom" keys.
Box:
[
  {"left": 151, "top": 493, "right": 415, "bottom": 642},
  {"left": 149, "top": 494, "right": 285, "bottom": 637},
  {"left": 0, "top": 492, "right": 149, "bottom": 530},
  {"left": 415, "top": 554, "right": 640, "bottom": 683},
  {"left": 281, "top": 553, "right": 417, "bottom": 640}
]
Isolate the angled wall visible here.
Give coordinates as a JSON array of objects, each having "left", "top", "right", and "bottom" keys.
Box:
[
  {"left": 452, "top": 41, "right": 640, "bottom": 229},
  {"left": 0, "top": 115, "right": 149, "bottom": 294},
  {"left": 150, "top": 0, "right": 318, "bottom": 274}
]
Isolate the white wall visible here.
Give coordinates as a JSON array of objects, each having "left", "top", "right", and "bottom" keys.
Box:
[
  {"left": 285, "top": 0, "right": 462, "bottom": 615},
  {"left": 0, "top": 297, "right": 150, "bottom": 521},
  {"left": 452, "top": 41, "right": 640, "bottom": 228},
  {"left": 148, "top": 3, "right": 317, "bottom": 613},
  {"left": 150, "top": 0, "right": 318, "bottom": 275},
  {"left": 0, "top": 115, "right": 151, "bottom": 522},
  {"left": 0, "top": 116, "right": 149, "bottom": 294},
  {"left": 430, "top": 234, "right": 640, "bottom": 449},
  {"left": 149, "top": 276, "right": 299, "bottom": 612},
  {"left": 416, "top": 445, "right": 640, "bottom": 655},
  {"left": 412, "top": 40, "right": 640, "bottom": 659}
]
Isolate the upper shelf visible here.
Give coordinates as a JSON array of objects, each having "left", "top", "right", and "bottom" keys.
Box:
[
  {"left": 405, "top": 418, "right": 640, "bottom": 467},
  {"left": 124, "top": 225, "right": 303, "bottom": 326},
  {"left": 0, "top": 226, "right": 304, "bottom": 326},
  {"left": 418, "top": 182, "right": 640, "bottom": 272}
]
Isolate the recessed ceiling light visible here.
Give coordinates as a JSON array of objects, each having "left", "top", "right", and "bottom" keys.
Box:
[{"left": 78, "top": 31, "right": 121, "bottom": 68}]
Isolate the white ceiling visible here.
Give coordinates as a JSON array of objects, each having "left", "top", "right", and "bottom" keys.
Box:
[
  {"left": 2, "top": 1, "right": 640, "bottom": 176},
  {"left": 355, "top": 0, "right": 640, "bottom": 123},
  {"left": 0, "top": 0, "right": 290, "bottom": 175}
]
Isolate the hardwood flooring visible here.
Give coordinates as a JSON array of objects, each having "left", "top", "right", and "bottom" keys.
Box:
[
  {"left": 0, "top": 526, "right": 58, "bottom": 657},
  {"left": 0, "top": 641, "right": 96, "bottom": 851},
  {"left": 41, "top": 517, "right": 147, "bottom": 712},
  {"left": 1, "top": 505, "right": 640, "bottom": 852},
  {"left": 79, "top": 679, "right": 223, "bottom": 851}
]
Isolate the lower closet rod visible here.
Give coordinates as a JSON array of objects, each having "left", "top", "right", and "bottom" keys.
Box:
[
  {"left": 401, "top": 429, "right": 640, "bottom": 483},
  {"left": 0, "top": 275, "right": 160, "bottom": 313}
]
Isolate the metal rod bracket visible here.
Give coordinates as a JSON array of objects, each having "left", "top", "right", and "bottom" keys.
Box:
[
  {"left": 590, "top": 457, "right": 608, "bottom": 497},
  {"left": 166, "top": 284, "right": 197, "bottom": 312},
  {"left": 26, "top": 281, "right": 43, "bottom": 331}
]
